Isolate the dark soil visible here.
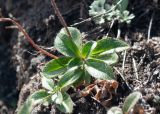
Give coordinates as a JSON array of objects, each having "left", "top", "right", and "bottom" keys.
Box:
[{"left": 0, "top": 0, "right": 159, "bottom": 114}]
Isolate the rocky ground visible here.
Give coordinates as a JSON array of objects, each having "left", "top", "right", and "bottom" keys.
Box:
[{"left": 0, "top": 0, "right": 159, "bottom": 114}]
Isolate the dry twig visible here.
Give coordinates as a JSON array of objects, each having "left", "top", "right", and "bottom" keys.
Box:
[
  {"left": 51, "top": 0, "right": 72, "bottom": 38},
  {"left": 0, "top": 18, "right": 58, "bottom": 59},
  {"left": 132, "top": 58, "right": 139, "bottom": 80},
  {"left": 147, "top": 11, "right": 155, "bottom": 43}
]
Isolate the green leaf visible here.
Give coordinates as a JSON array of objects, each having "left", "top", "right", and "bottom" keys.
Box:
[
  {"left": 81, "top": 71, "right": 92, "bottom": 85},
  {"left": 54, "top": 27, "right": 82, "bottom": 57},
  {"left": 89, "top": 0, "right": 106, "bottom": 14},
  {"left": 42, "top": 76, "right": 55, "bottom": 91},
  {"left": 92, "top": 38, "right": 129, "bottom": 55},
  {"left": 18, "top": 90, "right": 50, "bottom": 114},
  {"left": 52, "top": 91, "right": 63, "bottom": 104},
  {"left": 122, "top": 91, "right": 142, "bottom": 114},
  {"left": 89, "top": 0, "right": 132, "bottom": 24},
  {"left": 89, "top": 0, "right": 106, "bottom": 24},
  {"left": 68, "top": 57, "right": 82, "bottom": 68},
  {"left": 42, "top": 96, "right": 52, "bottom": 106},
  {"left": 92, "top": 53, "right": 119, "bottom": 65},
  {"left": 57, "top": 92, "right": 74, "bottom": 113},
  {"left": 42, "top": 57, "right": 71, "bottom": 78},
  {"left": 17, "top": 99, "right": 33, "bottom": 114},
  {"left": 73, "top": 70, "right": 91, "bottom": 87},
  {"left": 113, "top": 0, "right": 128, "bottom": 12},
  {"left": 85, "top": 59, "right": 114, "bottom": 80},
  {"left": 107, "top": 107, "right": 123, "bottom": 114},
  {"left": 82, "top": 41, "right": 97, "bottom": 58},
  {"left": 29, "top": 90, "right": 50, "bottom": 104},
  {"left": 120, "top": 10, "right": 135, "bottom": 24},
  {"left": 56, "top": 66, "right": 83, "bottom": 90}
]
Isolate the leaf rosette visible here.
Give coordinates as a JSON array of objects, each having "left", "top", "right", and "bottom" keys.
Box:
[{"left": 18, "top": 27, "right": 129, "bottom": 114}]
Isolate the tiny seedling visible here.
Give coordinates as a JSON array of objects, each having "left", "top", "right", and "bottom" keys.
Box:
[
  {"left": 89, "top": 0, "right": 135, "bottom": 24},
  {"left": 107, "top": 91, "right": 142, "bottom": 114},
  {"left": 18, "top": 27, "right": 129, "bottom": 114}
]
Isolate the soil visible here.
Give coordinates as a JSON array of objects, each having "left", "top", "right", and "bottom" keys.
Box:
[{"left": 0, "top": 0, "right": 159, "bottom": 114}]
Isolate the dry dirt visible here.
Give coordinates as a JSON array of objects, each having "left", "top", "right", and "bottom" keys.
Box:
[{"left": 0, "top": 0, "right": 159, "bottom": 114}]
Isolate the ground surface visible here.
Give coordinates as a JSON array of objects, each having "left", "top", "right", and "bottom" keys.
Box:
[{"left": 0, "top": 0, "right": 159, "bottom": 114}]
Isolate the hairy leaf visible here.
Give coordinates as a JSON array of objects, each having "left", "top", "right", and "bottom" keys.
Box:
[
  {"left": 18, "top": 90, "right": 50, "bottom": 114},
  {"left": 92, "top": 38, "right": 129, "bottom": 55},
  {"left": 52, "top": 91, "right": 63, "bottom": 104},
  {"left": 122, "top": 91, "right": 142, "bottom": 113},
  {"left": 89, "top": 0, "right": 133, "bottom": 25},
  {"left": 68, "top": 57, "right": 82, "bottom": 68},
  {"left": 56, "top": 67, "right": 83, "bottom": 90},
  {"left": 29, "top": 90, "right": 50, "bottom": 104},
  {"left": 17, "top": 99, "right": 33, "bottom": 114},
  {"left": 107, "top": 107, "right": 123, "bottom": 114},
  {"left": 57, "top": 92, "right": 74, "bottom": 113},
  {"left": 92, "top": 52, "right": 119, "bottom": 65},
  {"left": 82, "top": 41, "right": 97, "bottom": 58},
  {"left": 42, "top": 96, "right": 52, "bottom": 106},
  {"left": 113, "top": 0, "right": 128, "bottom": 12},
  {"left": 42, "top": 57, "right": 71, "bottom": 78},
  {"left": 120, "top": 10, "right": 135, "bottom": 24},
  {"left": 89, "top": 0, "right": 106, "bottom": 24},
  {"left": 42, "top": 76, "right": 55, "bottom": 91},
  {"left": 54, "top": 27, "right": 82, "bottom": 57},
  {"left": 85, "top": 59, "right": 114, "bottom": 80}
]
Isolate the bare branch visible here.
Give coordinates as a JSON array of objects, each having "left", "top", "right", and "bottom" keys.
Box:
[
  {"left": 0, "top": 18, "right": 58, "bottom": 59},
  {"left": 51, "top": 0, "right": 72, "bottom": 38}
]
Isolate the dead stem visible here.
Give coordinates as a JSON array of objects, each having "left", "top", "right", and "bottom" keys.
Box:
[
  {"left": 0, "top": 18, "right": 58, "bottom": 59},
  {"left": 51, "top": 0, "right": 72, "bottom": 38},
  {"left": 132, "top": 58, "right": 139, "bottom": 80},
  {"left": 147, "top": 11, "right": 154, "bottom": 43}
]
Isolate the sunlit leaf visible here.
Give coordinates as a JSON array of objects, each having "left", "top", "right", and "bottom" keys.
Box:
[
  {"left": 85, "top": 59, "right": 114, "bottom": 80},
  {"left": 68, "top": 57, "right": 82, "bottom": 68},
  {"left": 122, "top": 91, "right": 142, "bottom": 113},
  {"left": 92, "top": 52, "right": 119, "bottom": 65},
  {"left": 42, "top": 57, "right": 71, "bottom": 78},
  {"left": 57, "top": 92, "right": 74, "bottom": 113},
  {"left": 18, "top": 90, "right": 50, "bottom": 114},
  {"left": 17, "top": 99, "right": 33, "bottom": 114},
  {"left": 56, "top": 66, "right": 83, "bottom": 90},
  {"left": 42, "top": 96, "right": 52, "bottom": 106},
  {"left": 82, "top": 41, "right": 97, "bottom": 58},
  {"left": 89, "top": 0, "right": 133, "bottom": 24},
  {"left": 42, "top": 76, "right": 55, "bottom": 91},
  {"left": 113, "top": 0, "right": 128, "bottom": 12},
  {"left": 29, "top": 90, "right": 50, "bottom": 104},
  {"left": 54, "top": 27, "right": 82, "bottom": 57},
  {"left": 107, "top": 107, "right": 123, "bottom": 114},
  {"left": 52, "top": 91, "right": 63, "bottom": 104},
  {"left": 89, "top": 0, "right": 106, "bottom": 24},
  {"left": 92, "top": 38, "right": 129, "bottom": 55}
]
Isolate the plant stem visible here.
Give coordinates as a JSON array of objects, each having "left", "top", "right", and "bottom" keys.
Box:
[
  {"left": 51, "top": 0, "right": 72, "bottom": 38},
  {"left": 0, "top": 18, "right": 58, "bottom": 59}
]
